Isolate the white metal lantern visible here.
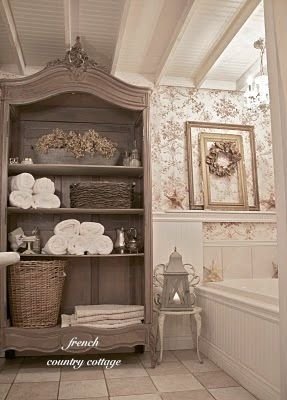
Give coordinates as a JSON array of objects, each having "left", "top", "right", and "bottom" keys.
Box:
[{"left": 161, "top": 248, "right": 193, "bottom": 311}]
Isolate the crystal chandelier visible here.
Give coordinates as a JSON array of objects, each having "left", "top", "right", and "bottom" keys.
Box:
[{"left": 244, "top": 38, "right": 269, "bottom": 111}]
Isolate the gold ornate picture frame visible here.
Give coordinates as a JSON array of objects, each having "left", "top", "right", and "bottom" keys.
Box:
[{"left": 186, "top": 121, "right": 259, "bottom": 211}]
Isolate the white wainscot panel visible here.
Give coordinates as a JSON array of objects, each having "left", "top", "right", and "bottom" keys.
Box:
[
  {"left": 222, "top": 246, "right": 252, "bottom": 279},
  {"left": 153, "top": 219, "right": 203, "bottom": 349},
  {"left": 197, "top": 289, "right": 280, "bottom": 400}
]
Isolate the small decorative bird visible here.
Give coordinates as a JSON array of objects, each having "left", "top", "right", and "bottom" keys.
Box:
[{"left": 165, "top": 189, "right": 185, "bottom": 209}]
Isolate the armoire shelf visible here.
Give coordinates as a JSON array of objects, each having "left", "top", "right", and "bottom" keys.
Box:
[
  {"left": 20, "top": 253, "right": 144, "bottom": 258},
  {"left": 0, "top": 51, "right": 154, "bottom": 363},
  {"left": 8, "top": 164, "right": 143, "bottom": 177},
  {"left": 7, "top": 207, "right": 144, "bottom": 215}
]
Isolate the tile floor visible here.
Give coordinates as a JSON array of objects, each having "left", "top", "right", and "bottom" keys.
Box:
[{"left": 0, "top": 351, "right": 258, "bottom": 400}]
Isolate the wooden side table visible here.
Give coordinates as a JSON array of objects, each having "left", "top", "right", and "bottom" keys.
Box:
[{"left": 154, "top": 306, "right": 203, "bottom": 364}]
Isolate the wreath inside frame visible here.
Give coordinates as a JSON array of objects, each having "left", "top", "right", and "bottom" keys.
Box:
[{"left": 205, "top": 141, "right": 242, "bottom": 177}]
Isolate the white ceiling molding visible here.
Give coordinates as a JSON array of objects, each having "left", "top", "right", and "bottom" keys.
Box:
[
  {"left": 154, "top": 0, "right": 198, "bottom": 85},
  {"left": 193, "top": 0, "right": 261, "bottom": 88},
  {"left": 111, "top": 0, "right": 131, "bottom": 75},
  {"left": 63, "top": 0, "right": 79, "bottom": 50},
  {"left": 0, "top": 0, "right": 25, "bottom": 74},
  {"left": 200, "top": 80, "right": 237, "bottom": 91}
]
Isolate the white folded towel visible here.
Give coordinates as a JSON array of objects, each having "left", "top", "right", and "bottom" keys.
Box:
[
  {"left": 80, "top": 222, "right": 104, "bottom": 237},
  {"left": 33, "top": 177, "right": 55, "bottom": 194},
  {"left": 32, "top": 193, "right": 61, "bottom": 209},
  {"left": 72, "top": 315, "right": 144, "bottom": 325},
  {"left": 54, "top": 219, "right": 80, "bottom": 238},
  {"left": 9, "top": 191, "right": 33, "bottom": 209},
  {"left": 11, "top": 173, "right": 35, "bottom": 193},
  {"left": 42, "top": 235, "right": 67, "bottom": 255},
  {"left": 67, "top": 235, "right": 87, "bottom": 255},
  {"left": 75, "top": 304, "right": 144, "bottom": 319},
  {"left": 72, "top": 310, "right": 144, "bottom": 323},
  {"left": 87, "top": 235, "right": 113, "bottom": 255},
  {"left": 61, "top": 314, "right": 142, "bottom": 329}
]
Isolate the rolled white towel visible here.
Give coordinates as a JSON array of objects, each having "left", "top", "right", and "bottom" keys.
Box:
[
  {"left": 67, "top": 235, "right": 87, "bottom": 255},
  {"left": 32, "top": 193, "right": 61, "bottom": 209},
  {"left": 42, "top": 234, "right": 67, "bottom": 255},
  {"left": 87, "top": 235, "right": 113, "bottom": 255},
  {"left": 54, "top": 219, "right": 80, "bottom": 238},
  {"left": 33, "top": 177, "right": 55, "bottom": 194},
  {"left": 9, "top": 191, "right": 33, "bottom": 209},
  {"left": 80, "top": 222, "right": 104, "bottom": 237},
  {"left": 11, "top": 173, "right": 35, "bottom": 193}
]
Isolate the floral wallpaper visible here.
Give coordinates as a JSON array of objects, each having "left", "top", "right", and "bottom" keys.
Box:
[
  {"left": 150, "top": 86, "right": 275, "bottom": 212},
  {"left": 203, "top": 222, "right": 277, "bottom": 241}
]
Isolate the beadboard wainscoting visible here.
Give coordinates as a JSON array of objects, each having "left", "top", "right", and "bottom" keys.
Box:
[
  {"left": 196, "top": 286, "right": 280, "bottom": 400},
  {"left": 152, "top": 211, "right": 277, "bottom": 350}
]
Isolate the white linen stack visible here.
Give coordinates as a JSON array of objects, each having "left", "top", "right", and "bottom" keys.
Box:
[
  {"left": 61, "top": 304, "right": 144, "bottom": 329},
  {"left": 32, "top": 177, "right": 60, "bottom": 209},
  {"left": 42, "top": 235, "right": 67, "bottom": 255},
  {"left": 42, "top": 220, "right": 113, "bottom": 256},
  {"left": 9, "top": 173, "right": 34, "bottom": 209},
  {"left": 9, "top": 174, "right": 61, "bottom": 209}
]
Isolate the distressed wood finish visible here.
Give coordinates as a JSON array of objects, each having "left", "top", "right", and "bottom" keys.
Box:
[
  {"left": 3, "top": 324, "right": 150, "bottom": 352},
  {"left": 0, "top": 64, "right": 152, "bottom": 356}
]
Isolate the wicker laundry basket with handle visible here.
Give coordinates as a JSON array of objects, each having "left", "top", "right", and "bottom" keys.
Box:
[{"left": 8, "top": 260, "right": 66, "bottom": 328}]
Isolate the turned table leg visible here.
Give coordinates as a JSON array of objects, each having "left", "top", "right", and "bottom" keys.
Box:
[
  {"left": 158, "top": 313, "right": 166, "bottom": 364},
  {"left": 193, "top": 312, "right": 203, "bottom": 364}
]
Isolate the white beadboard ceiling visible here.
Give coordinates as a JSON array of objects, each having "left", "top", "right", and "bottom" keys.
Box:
[{"left": 0, "top": 0, "right": 265, "bottom": 90}]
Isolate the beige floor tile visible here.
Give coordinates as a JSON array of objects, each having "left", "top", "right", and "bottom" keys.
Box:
[
  {"left": 104, "top": 363, "right": 147, "bottom": 378},
  {"left": 140, "top": 351, "right": 177, "bottom": 367},
  {"left": 99, "top": 354, "right": 140, "bottom": 365},
  {"left": 182, "top": 359, "right": 220, "bottom": 373},
  {"left": 161, "top": 390, "right": 215, "bottom": 400},
  {"left": 173, "top": 350, "right": 205, "bottom": 362},
  {"left": 66, "top": 398, "right": 107, "bottom": 400},
  {"left": 110, "top": 394, "right": 162, "bottom": 400},
  {"left": 61, "top": 367, "right": 104, "bottom": 381},
  {"left": 6, "top": 382, "right": 58, "bottom": 400},
  {"left": 209, "top": 386, "right": 258, "bottom": 400},
  {"left": 0, "top": 384, "right": 10, "bottom": 400},
  {"left": 15, "top": 367, "right": 60, "bottom": 382},
  {"left": 194, "top": 371, "right": 239, "bottom": 389},
  {"left": 107, "top": 376, "right": 157, "bottom": 396},
  {"left": 22, "top": 357, "right": 52, "bottom": 367},
  {"left": 150, "top": 373, "right": 203, "bottom": 392},
  {"left": 59, "top": 379, "right": 107, "bottom": 399},
  {"left": 146, "top": 361, "right": 189, "bottom": 376},
  {"left": 0, "top": 368, "right": 18, "bottom": 384}
]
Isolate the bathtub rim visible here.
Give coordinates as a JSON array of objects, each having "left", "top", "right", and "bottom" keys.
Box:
[{"left": 196, "top": 285, "right": 279, "bottom": 322}]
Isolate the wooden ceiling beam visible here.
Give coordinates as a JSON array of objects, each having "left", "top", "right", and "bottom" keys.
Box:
[
  {"left": 63, "top": 0, "right": 79, "bottom": 50},
  {"left": 193, "top": 0, "right": 261, "bottom": 88},
  {"left": 111, "top": 0, "right": 132, "bottom": 75},
  {"left": 0, "top": 0, "right": 25, "bottom": 75},
  {"left": 154, "top": 0, "right": 197, "bottom": 85}
]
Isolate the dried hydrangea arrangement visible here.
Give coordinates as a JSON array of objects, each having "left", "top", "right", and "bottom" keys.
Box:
[{"left": 35, "top": 128, "right": 118, "bottom": 159}]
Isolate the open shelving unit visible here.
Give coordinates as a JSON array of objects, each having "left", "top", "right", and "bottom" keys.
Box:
[{"left": 0, "top": 60, "right": 154, "bottom": 360}]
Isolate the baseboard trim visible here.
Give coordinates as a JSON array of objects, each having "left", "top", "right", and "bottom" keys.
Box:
[{"left": 200, "top": 337, "right": 280, "bottom": 400}]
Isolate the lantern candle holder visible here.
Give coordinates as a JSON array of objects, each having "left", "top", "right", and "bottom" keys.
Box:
[{"left": 154, "top": 247, "right": 200, "bottom": 311}]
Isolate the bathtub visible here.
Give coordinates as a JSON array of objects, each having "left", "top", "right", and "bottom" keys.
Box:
[{"left": 196, "top": 279, "right": 280, "bottom": 400}]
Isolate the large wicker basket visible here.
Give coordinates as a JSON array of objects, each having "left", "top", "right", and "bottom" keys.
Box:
[
  {"left": 70, "top": 181, "right": 133, "bottom": 209},
  {"left": 8, "top": 260, "right": 66, "bottom": 328}
]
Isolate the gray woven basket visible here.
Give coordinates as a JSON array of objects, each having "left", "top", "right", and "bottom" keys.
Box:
[
  {"left": 33, "top": 148, "right": 120, "bottom": 165},
  {"left": 8, "top": 261, "right": 66, "bottom": 328},
  {"left": 70, "top": 181, "right": 132, "bottom": 209}
]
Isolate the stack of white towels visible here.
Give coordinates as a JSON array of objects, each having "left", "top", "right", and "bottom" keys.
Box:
[
  {"left": 61, "top": 304, "right": 144, "bottom": 329},
  {"left": 9, "top": 173, "right": 61, "bottom": 209},
  {"left": 43, "top": 219, "right": 114, "bottom": 255}
]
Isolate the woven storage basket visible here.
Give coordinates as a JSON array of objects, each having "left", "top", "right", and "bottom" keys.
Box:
[
  {"left": 70, "top": 181, "right": 132, "bottom": 209},
  {"left": 8, "top": 260, "right": 66, "bottom": 328}
]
